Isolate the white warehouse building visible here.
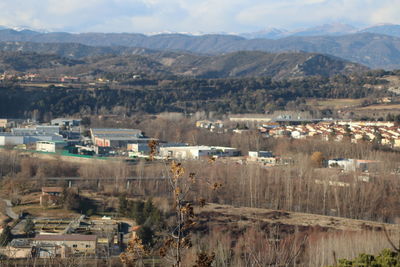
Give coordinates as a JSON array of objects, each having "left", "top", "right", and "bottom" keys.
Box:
[
  {"left": 36, "top": 141, "right": 66, "bottom": 153},
  {"left": 159, "top": 146, "right": 240, "bottom": 160},
  {"left": 0, "top": 135, "right": 24, "bottom": 146}
]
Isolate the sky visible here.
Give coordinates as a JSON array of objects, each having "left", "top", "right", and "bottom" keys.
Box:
[{"left": 0, "top": 0, "right": 399, "bottom": 33}]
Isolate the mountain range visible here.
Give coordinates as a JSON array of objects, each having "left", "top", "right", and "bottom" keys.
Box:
[
  {"left": 0, "top": 23, "right": 400, "bottom": 70},
  {"left": 240, "top": 23, "right": 400, "bottom": 39},
  {"left": 0, "top": 31, "right": 399, "bottom": 69},
  {"left": 0, "top": 50, "right": 367, "bottom": 80},
  {"left": 5, "top": 23, "right": 400, "bottom": 39},
  {"left": 241, "top": 23, "right": 358, "bottom": 39}
]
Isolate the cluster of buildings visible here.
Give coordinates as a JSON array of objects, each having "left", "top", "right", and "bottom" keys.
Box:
[
  {"left": 0, "top": 118, "right": 82, "bottom": 149},
  {"left": 158, "top": 145, "right": 240, "bottom": 160},
  {"left": 0, "top": 72, "right": 114, "bottom": 85},
  {"left": 327, "top": 158, "right": 380, "bottom": 173},
  {"left": 0, "top": 186, "right": 123, "bottom": 259},
  {"left": 195, "top": 120, "right": 225, "bottom": 133},
  {"left": 0, "top": 118, "right": 242, "bottom": 161},
  {"left": 263, "top": 121, "right": 400, "bottom": 148}
]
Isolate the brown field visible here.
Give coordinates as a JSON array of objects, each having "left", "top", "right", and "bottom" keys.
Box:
[
  {"left": 197, "top": 203, "right": 400, "bottom": 233},
  {"left": 20, "top": 83, "right": 67, "bottom": 88},
  {"left": 12, "top": 203, "right": 79, "bottom": 218},
  {"left": 357, "top": 104, "right": 400, "bottom": 110},
  {"left": 11, "top": 192, "right": 79, "bottom": 218},
  {"left": 195, "top": 203, "right": 400, "bottom": 266},
  {"left": 306, "top": 98, "right": 364, "bottom": 109}
]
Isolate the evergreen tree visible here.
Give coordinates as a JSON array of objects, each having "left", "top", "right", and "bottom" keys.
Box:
[
  {"left": 131, "top": 201, "right": 145, "bottom": 225},
  {"left": 24, "top": 217, "right": 35, "bottom": 236},
  {"left": 0, "top": 226, "right": 12, "bottom": 246},
  {"left": 118, "top": 195, "right": 128, "bottom": 216},
  {"left": 137, "top": 225, "right": 154, "bottom": 247}
]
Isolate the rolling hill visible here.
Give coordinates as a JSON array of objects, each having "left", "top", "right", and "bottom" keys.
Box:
[
  {"left": 5, "top": 50, "right": 366, "bottom": 79},
  {"left": 0, "top": 30, "right": 399, "bottom": 69},
  {"left": 154, "top": 51, "right": 367, "bottom": 79},
  {"left": 0, "top": 51, "right": 83, "bottom": 72}
]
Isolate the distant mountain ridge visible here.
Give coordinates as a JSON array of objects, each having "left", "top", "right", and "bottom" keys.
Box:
[
  {"left": 360, "top": 24, "right": 400, "bottom": 38},
  {"left": 0, "top": 31, "right": 399, "bottom": 69},
  {"left": 242, "top": 23, "right": 357, "bottom": 39},
  {"left": 0, "top": 50, "right": 367, "bottom": 80},
  {"left": 241, "top": 23, "right": 400, "bottom": 39}
]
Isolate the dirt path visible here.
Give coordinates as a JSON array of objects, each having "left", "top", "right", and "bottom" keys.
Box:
[{"left": 1, "top": 199, "right": 19, "bottom": 220}]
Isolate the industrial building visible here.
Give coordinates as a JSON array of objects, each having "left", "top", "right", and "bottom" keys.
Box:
[
  {"left": 91, "top": 128, "right": 143, "bottom": 148},
  {"left": 0, "top": 125, "right": 64, "bottom": 146},
  {"left": 248, "top": 151, "right": 274, "bottom": 158},
  {"left": 12, "top": 126, "right": 60, "bottom": 135},
  {"left": 0, "top": 239, "right": 35, "bottom": 259},
  {"left": 328, "top": 158, "right": 380, "bottom": 172},
  {"left": 127, "top": 138, "right": 158, "bottom": 154},
  {"left": 0, "top": 133, "right": 63, "bottom": 146},
  {"left": 159, "top": 145, "right": 240, "bottom": 160},
  {"left": 51, "top": 118, "right": 81, "bottom": 127},
  {"left": 33, "top": 234, "right": 97, "bottom": 257},
  {"left": 248, "top": 151, "right": 277, "bottom": 164},
  {"left": 0, "top": 134, "right": 24, "bottom": 146},
  {"left": 0, "top": 119, "right": 24, "bottom": 129}
]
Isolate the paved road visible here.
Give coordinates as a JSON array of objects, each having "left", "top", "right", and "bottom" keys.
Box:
[{"left": 2, "top": 199, "right": 19, "bottom": 220}]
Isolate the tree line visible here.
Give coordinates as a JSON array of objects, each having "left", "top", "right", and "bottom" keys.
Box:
[{"left": 0, "top": 72, "right": 393, "bottom": 119}]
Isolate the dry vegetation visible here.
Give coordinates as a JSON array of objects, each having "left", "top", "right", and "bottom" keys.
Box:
[
  {"left": 185, "top": 203, "right": 400, "bottom": 267},
  {"left": 357, "top": 104, "right": 400, "bottom": 110},
  {"left": 306, "top": 98, "right": 364, "bottom": 110},
  {"left": 1, "top": 116, "right": 400, "bottom": 265}
]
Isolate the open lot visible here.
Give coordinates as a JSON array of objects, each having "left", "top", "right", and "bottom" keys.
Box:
[
  {"left": 357, "top": 104, "right": 400, "bottom": 110},
  {"left": 197, "top": 203, "right": 400, "bottom": 233},
  {"left": 306, "top": 98, "right": 364, "bottom": 109}
]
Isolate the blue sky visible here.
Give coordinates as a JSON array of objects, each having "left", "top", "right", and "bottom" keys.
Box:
[{"left": 0, "top": 0, "right": 399, "bottom": 33}]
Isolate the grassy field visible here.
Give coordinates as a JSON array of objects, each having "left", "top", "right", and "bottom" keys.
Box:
[
  {"left": 20, "top": 83, "right": 66, "bottom": 88},
  {"left": 13, "top": 204, "right": 79, "bottom": 218},
  {"left": 357, "top": 104, "right": 400, "bottom": 110},
  {"left": 306, "top": 98, "right": 364, "bottom": 109},
  {"left": 12, "top": 192, "right": 79, "bottom": 218}
]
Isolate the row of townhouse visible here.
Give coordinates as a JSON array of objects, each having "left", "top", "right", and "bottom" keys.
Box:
[{"left": 265, "top": 121, "right": 400, "bottom": 147}]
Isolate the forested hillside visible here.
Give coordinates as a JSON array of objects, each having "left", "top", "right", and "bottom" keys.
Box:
[
  {"left": 0, "top": 73, "right": 392, "bottom": 118},
  {"left": 0, "top": 50, "right": 367, "bottom": 80},
  {"left": 0, "top": 51, "right": 84, "bottom": 72}
]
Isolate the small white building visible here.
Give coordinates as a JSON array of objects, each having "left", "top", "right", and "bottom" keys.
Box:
[
  {"left": 36, "top": 141, "right": 66, "bottom": 153},
  {"left": 0, "top": 135, "right": 24, "bottom": 146},
  {"left": 248, "top": 151, "right": 274, "bottom": 158},
  {"left": 127, "top": 143, "right": 151, "bottom": 156},
  {"left": 328, "top": 158, "right": 380, "bottom": 172},
  {"left": 248, "top": 151, "right": 277, "bottom": 164},
  {"left": 328, "top": 158, "right": 356, "bottom": 172},
  {"left": 159, "top": 146, "right": 240, "bottom": 160}
]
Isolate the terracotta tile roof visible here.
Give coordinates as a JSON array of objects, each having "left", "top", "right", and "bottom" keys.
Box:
[{"left": 42, "top": 187, "right": 64, "bottom": 193}]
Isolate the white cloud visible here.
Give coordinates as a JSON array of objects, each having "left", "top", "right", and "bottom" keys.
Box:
[
  {"left": 0, "top": 0, "right": 398, "bottom": 33},
  {"left": 370, "top": 0, "right": 400, "bottom": 25}
]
